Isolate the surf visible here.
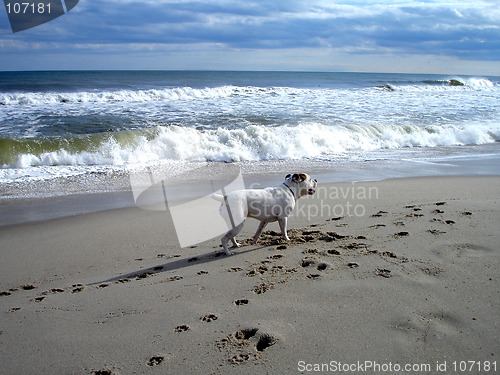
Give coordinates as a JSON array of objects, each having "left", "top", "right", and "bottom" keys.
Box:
[{"left": 2, "top": 122, "right": 498, "bottom": 171}]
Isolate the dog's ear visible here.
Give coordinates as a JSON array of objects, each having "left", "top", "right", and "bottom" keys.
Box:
[
  {"left": 285, "top": 174, "right": 292, "bottom": 180},
  {"left": 291, "top": 173, "right": 306, "bottom": 183}
]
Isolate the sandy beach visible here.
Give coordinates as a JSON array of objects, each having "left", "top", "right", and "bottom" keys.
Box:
[{"left": 0, "top": 176, "right": 498, "bottom": 374}]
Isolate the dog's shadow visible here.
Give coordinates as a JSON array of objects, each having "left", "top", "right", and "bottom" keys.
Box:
[{"left": 88, "top": 244, "right": 268, "bottom": 286}]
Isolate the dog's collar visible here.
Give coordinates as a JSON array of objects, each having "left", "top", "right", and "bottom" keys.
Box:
[{"left": 282, "top": 183, "right": 296, "bottom": 200}]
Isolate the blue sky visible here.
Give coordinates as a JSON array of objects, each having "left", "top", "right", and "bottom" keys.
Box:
[{"left": 1, "top": 0, "right": 499, "bottom": 74}]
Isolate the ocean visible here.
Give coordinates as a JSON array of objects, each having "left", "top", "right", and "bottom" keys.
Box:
[{"left": 1, "top": 70, "right": 499, "bottom": 224}]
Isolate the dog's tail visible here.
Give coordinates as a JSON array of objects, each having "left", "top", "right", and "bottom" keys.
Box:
[{"left": 211, "top": 193, "right": 225, "bottom": 202}]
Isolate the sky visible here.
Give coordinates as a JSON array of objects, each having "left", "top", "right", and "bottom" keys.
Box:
[{"left": 0, "top": 0, "right": 499, "bottom": 74}]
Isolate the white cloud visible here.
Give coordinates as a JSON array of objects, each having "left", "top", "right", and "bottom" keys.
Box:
[{"left": 0, "top": 1, "right": 499, "bottom": 72}]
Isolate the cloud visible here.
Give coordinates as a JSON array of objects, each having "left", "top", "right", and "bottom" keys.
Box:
[{"left": 0, "top": 0, "right": 499, "bottom": 71}]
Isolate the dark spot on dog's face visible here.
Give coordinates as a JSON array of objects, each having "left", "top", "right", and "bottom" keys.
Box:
[
  {"left": 292, "top": 173, "right": 307, "bottom": 183},
  {"left": 286, "top": 173, "right": 307, "bottom": 183}
]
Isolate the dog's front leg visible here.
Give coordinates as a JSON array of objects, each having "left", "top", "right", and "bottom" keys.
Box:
[
  {"left": 278, "top": 217, "right": 290, "bottom": 241},
  {"left": 252, "top": 221, "right": 268, "bottom": 244}
]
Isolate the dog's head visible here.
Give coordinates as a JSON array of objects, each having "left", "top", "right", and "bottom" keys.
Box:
[{"left": 285, "top": 173, "right": 317, "bottom": 197}]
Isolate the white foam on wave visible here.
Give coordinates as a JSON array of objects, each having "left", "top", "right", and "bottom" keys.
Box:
[
  {"left": 3, "top": 77, "right": 496, "bottom": 107},
  {"left": 2, "top": 122, "right": 499, "bottom": 178},
  {"left": 388, "top": 77, "right": 498, "bottom": 92},
  {"left": 0, "top": 85, "right": 242, "bottom": 106},
  {"left": 463, "top": 77, "right": 496, "bottom": 89}
]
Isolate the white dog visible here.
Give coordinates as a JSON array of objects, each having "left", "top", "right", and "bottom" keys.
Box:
[{"left": 212, "top": 173, "right": 317, "bottom": 255}]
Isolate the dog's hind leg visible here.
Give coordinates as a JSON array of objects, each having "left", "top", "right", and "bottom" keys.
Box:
[
  {"left": 252, "top": 221, "right": 268, "bottom": 244},
  {"left": 221, "top": 222, "right": 244, "bottom": 256}
]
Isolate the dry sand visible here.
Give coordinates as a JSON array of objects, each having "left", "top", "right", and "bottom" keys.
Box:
[{"left": 0, "top": 176, "right": 499, "bottom": 374}]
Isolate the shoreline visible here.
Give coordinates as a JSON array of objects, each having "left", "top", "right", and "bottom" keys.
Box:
[
  {"left": 1, "top": 142, "right": 500, "bottom": 227},
  {"left": 0, "top": 176, "right": 498, "bottom": 374}
]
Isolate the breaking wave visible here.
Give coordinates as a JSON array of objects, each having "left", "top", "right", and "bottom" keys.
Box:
[
  {"left": 0, "top": 86, "right": 271, "bottom": 106},
  {"left": 2, "top": 122, "right": 499, "bottom": 170},
  {"left": 1, "top": 77, "right": 498, "bottom": 106},
  {"left": 379, "top": 77, "right": 498, "bottom": 92}
]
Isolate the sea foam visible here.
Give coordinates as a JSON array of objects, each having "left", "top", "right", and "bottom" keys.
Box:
[
  {"left": 1, "top": 78, "right": 498, "bottom": 106},
  {"left": 0, "top": 86, "right": 241, "bottom": 106},
  {"left": 2, "top": 122, "right": 499, "bottom": 172}
]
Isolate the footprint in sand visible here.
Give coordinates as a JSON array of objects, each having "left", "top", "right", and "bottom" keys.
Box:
[
  {"left": 301, "top": 259, "right": 316, "bottom": 267},
  {"left": 326, "top": 249, "right": 341, "bottom": 255},
  {"left": 256, "top": 333, "right": 277, "bottom": 351},
  {"left": 134, "top": 272, "right": 154, "bottom": 280},
  {"left": 218, "top": 328, "right": 277, "bottom": 364},
  {"left": 375, "top": 268, "right": 392, "bottom": 278},
  {"left": 406, "top": 212, "right": 424, "bottom": 218},
  {"left": 253, "top": 282, "right": 274, "bottom": 294},
  {"left": 269, "top": 254, "right": 284, "bottom": 259},
  {"left": 174, "top": 324, "right": 190, "bottom": 332},
  {"left": 394, "top": 231, "right": 409, "bottom": 238},
  {"left": 201, "top": 313, "right": 218, "bottom": 322},
  {"left": 307, "top": 274, "right": 321, "bottom": 279},
  {"left": 230, "top": 354, "right": 250, "bottom": 364},
  {"left": 92, "top": 369, "right": 114, "bottom": 375},
  {"left": 71, "top": 284, "right": 85, "bottom": 293},
  {"left": 234, "top": 299, "right": 249, "bottom": 306},
  {"left": 167, "top": 275, "right": 183, "bottom": 282},
  {"left": 316, "top": 262, "right": 328, "bottom": 271},
  {"left": 9, "top": 284, "right": 37, "bottom": 292},
  {"left": 147, "top": 356, "right": 165, "bottom": 366},
  {"left": 327, "top": 216, "right": 345, "bottom": 222},
  {"left": 428, "top": 229, "right": 446, "bottom": 235},
  {"left": 246, "top": 265, "right": 268, "bottom": 277}
]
